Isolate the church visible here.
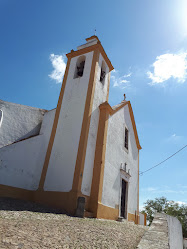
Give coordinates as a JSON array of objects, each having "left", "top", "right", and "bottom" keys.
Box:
[{"left": 0, "top": 36, "right": 144, "bottom": 224}]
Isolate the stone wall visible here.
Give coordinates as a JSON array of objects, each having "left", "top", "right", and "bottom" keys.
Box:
[{"left": 137, "top": 213, "right": 183, "bottom": 249}]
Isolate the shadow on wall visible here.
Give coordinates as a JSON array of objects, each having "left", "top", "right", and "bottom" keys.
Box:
[
  {"left": 0, "top": 197, "right": 66, "bottom": 215},
  {"left": 14, "top": 123, "right": 42, "bottom": 143}
]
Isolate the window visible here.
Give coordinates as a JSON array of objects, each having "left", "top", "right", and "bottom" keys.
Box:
[
  {"left": 74, "top": 55, "right": 86, "bottom": 78},
  {"left": 100, "top": 61, "right": 106, "bottom": 84},
  {"left": 124, "top": 128, "right": 128, "bottom": 150}
]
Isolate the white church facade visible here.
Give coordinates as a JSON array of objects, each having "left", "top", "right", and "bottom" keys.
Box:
[{"left": 0, "top": 36, "right": 143, "bottom": 224}]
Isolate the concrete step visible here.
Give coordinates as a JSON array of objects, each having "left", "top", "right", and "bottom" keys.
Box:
[{"left": 117, "top": 216, "right": 127, "bottom": 222}]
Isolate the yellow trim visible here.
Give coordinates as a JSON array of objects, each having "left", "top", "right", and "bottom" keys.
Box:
[
  {"left": 89, "top": 105, "right": 109, "bottom": 216},
  {"left": 128, "top": 213, "right": 136, "bottom": 222},
  {"left": 66, "top": 43, "right": 114, "bottom": 72},
  {"left": 128, "top": 102, "right": 142, "bottom": 150},
  {"left": 98, "top": 43, "right": 114, "bottom": 72},
  {"left": 137, "top": 150, "right": 139, "bottom": 215},
  {"left": 38, "top": 58, "right": 71, "bottom": 190},
  {"left": 99, "top": 101, "right": 142, "bottom": 150},
  {"left": 66, "top": 44, "right": 98, "bottom": 59},
  {"left": 0, "top": 184, "right": 34, "bottom": 201},
  {"left": 97, "top": 202, "right": 119, "bottom": 220},
  {"left": 128, "top": 212, "right": 140, "bottom": 224},
  {"left": 144, "top": 213, "right": 147, "bottom": 226},
  {"left": 72, "top": 48, "right": 100, "bottom": 194},
  {"left": 106, "top": 72, "right": 111, "bottom": 102},
  {"left": 86, "top": 35, "right": 100, "bottom": 42},
  {"left": 137, "top": 215, "right": 140, "bottom": 224},
  {"left": 89, "top": 98, "right": 141, "bottom": 218},
  {"left": 0, "top": 184, "right": 90, "bottom": 215}
]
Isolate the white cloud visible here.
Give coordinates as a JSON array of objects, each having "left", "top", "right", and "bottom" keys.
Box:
[
  {"left": 176, "top": 201, "right": 187, "bottom": 206},
  {"left": 164, "top": 133, "right": 184, "bottom": 144},
  {"left": 123, "top": 72, "right": 132, "bottom": 78},
  {"left": 140, "top": 186, "right": 187, "bottom": 195},
  {"left": 49, "top": 54, "right": 66, "bottom": 84},
  {"left": 147, "top": 52, "right": 187, "bottom": 85},
  {"left": 111, "top": 69, "right": 132, "bottom": 89}
]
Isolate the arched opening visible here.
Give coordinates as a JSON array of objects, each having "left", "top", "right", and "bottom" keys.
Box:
[
  {"left": 0, "top": 109, "right": 3, "bottom": 128},
  {"left": 100, "top": 61, "right": 106, "bottom": 84},
  {"left": 74, "top": 55, "right": 86, "bottom": 78}
]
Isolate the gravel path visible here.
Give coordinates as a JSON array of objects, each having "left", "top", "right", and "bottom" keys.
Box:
[{"left": 0, "top": 198, "right": 147, "bottom": 249}]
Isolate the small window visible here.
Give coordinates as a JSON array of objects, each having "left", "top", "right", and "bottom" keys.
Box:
[
  {"left": 124, "top": 128, "right": 128, "bottom": 150},
  {"left": 74, "top": 55, "right": 86, "bottom": 78},
  {"left": 100, "top": 61, "right": 106, "bottom": 84}
]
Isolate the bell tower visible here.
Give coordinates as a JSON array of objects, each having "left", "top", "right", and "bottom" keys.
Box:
[{"left": 38, "top": 36, "right": 113, "bottom": 214}]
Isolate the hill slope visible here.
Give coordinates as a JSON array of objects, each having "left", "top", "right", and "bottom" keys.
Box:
[{"left": 0, "top": 198, "right": 147, "bottom": 249}]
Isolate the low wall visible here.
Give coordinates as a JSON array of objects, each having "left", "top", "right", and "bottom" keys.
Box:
[
  {"left": 167, "top": 214, "right": 183, "bottom": 249},
  {"left": 139, "top": 212, "right": 146, "bottom": 226},
  {"left": 137, "top": 213, "right": 183, "bottom": 249},
  {"left": 184, "top": 238, "right": 187, "bottom": 249}
]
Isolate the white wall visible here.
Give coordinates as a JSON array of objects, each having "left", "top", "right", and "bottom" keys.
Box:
[
  {"left": 184, "top": 239, "right": 187, "bottom": 249},
  {"left": 167, "top": 215, "right": 183, "bottom": 249},
  {"left": 0, "top": 109, "right": 55, "bottom": 190},
  {"left": 0, "top": 100, "right": 46, "bottom": 148},
  {"left": 102, "top": 105, "right": 139, "bottom": 216},
  {"left": 77, "top": 38, "right": 98, "bottom": 50},
  {"left": 81, "top": 53, "right": 109, "bottom": 196},
  {"left": 44, "top": 51, "right": 94, "bottom": 192},
  {"left": 139, "top": 213, "right": 145, "bottom": 225}
]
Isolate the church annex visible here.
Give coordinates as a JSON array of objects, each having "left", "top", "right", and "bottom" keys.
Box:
[{"left": 0, "top": 36, "right": 143, "bottom": 223}]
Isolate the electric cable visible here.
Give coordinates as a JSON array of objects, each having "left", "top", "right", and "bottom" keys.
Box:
[{"left": 140, "top": 144, "right": 187, "bottom": 176}]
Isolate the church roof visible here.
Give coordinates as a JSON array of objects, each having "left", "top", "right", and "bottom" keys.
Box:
[{"left": 100, "top": 100, "right": 142, "bottom": 150}]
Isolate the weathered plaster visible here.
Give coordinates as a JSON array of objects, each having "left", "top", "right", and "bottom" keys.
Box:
[
  {"left": 0, "top": 109, "right": 55, "bottom": 190},
  {"left": 44, "top": 51, "right": 94, "bottom": 192},
  {"left": 0, "top": 100, "right": 46, "bottom": 148},
  {"left": 102, "top": 104, "right": 139, "bottom": 216},
  {"left": 81, "top": 53, "right": 109, "bottom": 196}
]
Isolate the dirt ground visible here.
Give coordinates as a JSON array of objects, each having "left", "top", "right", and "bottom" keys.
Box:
[{"left": 0, "top": 198, "right": 147, "bottom": 249}]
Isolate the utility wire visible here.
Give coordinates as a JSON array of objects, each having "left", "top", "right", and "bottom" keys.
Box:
[{"left": 140, "top": 144, "right": 187, "bottom": 176}]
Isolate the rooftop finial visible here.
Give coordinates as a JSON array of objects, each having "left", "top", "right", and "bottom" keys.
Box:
[
  {"left": 94, "top": 28, "right": 96, "bottom": 36},
  {"left": 124, "top": 94, "right": 126, "bottom": 101}
]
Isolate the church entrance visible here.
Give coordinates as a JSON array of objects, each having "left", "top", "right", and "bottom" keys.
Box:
[{"left": 120, "top": 179, "right": 127, "bottom": 218}]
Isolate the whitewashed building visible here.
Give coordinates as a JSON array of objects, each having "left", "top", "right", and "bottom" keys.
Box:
[{"left": 0, "top": 36, "right": 143, "bottom": 223}]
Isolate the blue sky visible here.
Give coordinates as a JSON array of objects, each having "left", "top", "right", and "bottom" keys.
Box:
[{"left": 0, "top": 0, "right": 187, "bottom": 209}]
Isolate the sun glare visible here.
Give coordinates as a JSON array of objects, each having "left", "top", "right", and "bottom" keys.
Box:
[{"left": 179, "top": 0, "right": 187, "bottom": 36}]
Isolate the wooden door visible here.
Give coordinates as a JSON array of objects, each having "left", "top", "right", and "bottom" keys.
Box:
[{"left": 120, "top": 179, "right": 127, "bottom": 218}]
